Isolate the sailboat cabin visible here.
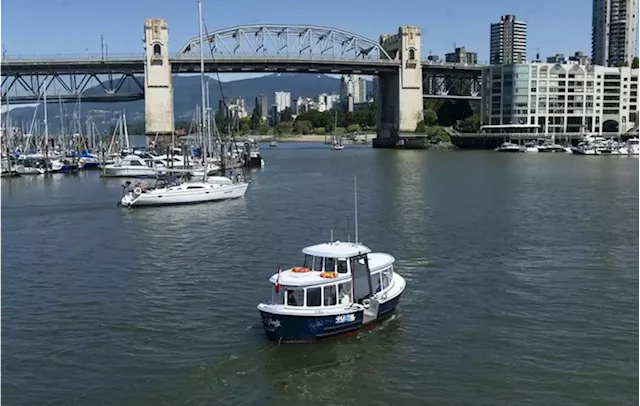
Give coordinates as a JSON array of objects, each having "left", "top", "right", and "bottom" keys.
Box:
[{"left": 268, "top": 241, "right": 395, "bottom": 309}]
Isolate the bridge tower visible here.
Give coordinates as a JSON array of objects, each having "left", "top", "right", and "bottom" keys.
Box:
[
  {"left": 374, "top": 26, "right": 424, "bottom": 148},
  {"left": 144, "top": 18, "right": 174, "bottom": 147}
]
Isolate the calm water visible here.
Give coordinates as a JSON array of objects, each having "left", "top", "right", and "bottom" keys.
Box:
[{"left": 2, "top": 145, "right": 638, "bottom": 405}]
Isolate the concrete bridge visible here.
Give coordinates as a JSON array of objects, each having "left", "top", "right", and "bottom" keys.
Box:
[{"left": 1, "top": 21, "right": 485, "bottom": 148}]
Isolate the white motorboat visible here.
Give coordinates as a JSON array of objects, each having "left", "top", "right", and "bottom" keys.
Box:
[
  {"left": 626, "top": 137, "right": 639, "bottom": 155},
  {"left": 494, "top": 142, "right": 523, "bottom": 152},
  {"left": 523, "top": 142, "right": 539, "bottom": 153},
  {"left": 537, "top": 142, "right": 567, "bottom": 153},
  {"left": 16, "top": 165, "right": 45, "bottom": 175},
  {"left": 119, "top": 175, "right": 249, "bottom": 207},
  {"left": 269, "top": 141, "right": 278, "bottom": 148},
  {"left": 330, "top": 141, "right": 345, "bottom": 151},
  {"left": 102, "top": 155, "right": 160, "bottom": 178},
  {"left": 257, "top": 176, "right": 405, "bottom": 342}
]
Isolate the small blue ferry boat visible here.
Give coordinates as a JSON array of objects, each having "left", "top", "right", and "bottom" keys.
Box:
[{"left": 257, "top": 241, "right": 406, "bottom": 342}]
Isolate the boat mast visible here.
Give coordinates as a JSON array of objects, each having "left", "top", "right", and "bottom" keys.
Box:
[
  {"left": 123, "top": 111, "right": 130, "bottom": 149},
  {"left": 354, "top": 175, "right": 358, "bottom": 244},
  {"left": 43, "top": 83, "right": 49, "bottom": 171},
  {"left": 198, "top": 0, "right": 207, "bottom": 181}
]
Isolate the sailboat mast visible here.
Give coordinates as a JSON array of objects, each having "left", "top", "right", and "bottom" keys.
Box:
[
  {"left": 123, "top": 111, "right": 130, "bottom": 149},
  {"left": 354, "top": 176, "right": 358, "bottom": 244},
  {"left": 198, "top": 0, "right": 208, "bottom": 181},
  {"left": 43, "top": 85, "right": 50, "bottom": 171}
]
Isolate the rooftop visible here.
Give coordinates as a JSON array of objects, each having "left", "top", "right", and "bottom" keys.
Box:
[{"left": 301, "top": 241, "right": 371, "bottom": 259}]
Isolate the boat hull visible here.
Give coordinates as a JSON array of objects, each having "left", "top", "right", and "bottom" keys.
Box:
[
  {"left": 102, "top": 167, "right": 159, "bottom": 178},
  {"left": 258, "top": 294, "right": 402, "bottom": 342},
  {"left": 121, "top": 182, "right": 249, "bottom": 207}
]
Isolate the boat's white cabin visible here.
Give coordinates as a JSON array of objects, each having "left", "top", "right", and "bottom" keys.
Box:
[
  {"left": 118, "top": 155, "right": 152, "bottom": 167},
  {"left": 268, "top": 241, "right": 395, "bottom": 309}
]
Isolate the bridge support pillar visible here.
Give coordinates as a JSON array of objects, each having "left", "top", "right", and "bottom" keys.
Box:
[
  {"left": 374, "top": 26, "right": 425, "bottom": 148},
  {"left": 144, "top": 18, "right": 175, "bottom": 148}
]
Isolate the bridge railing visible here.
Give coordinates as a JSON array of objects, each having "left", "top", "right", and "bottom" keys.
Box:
[
  {"left": 2, "top": 53, "right": 488, "bottom": 68},
  {"left": 2, "top": 53, "right": 145, "bottom": 61}
]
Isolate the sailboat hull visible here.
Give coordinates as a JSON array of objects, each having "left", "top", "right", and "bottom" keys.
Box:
[{"left": 121, "top": 182, "right": 249, "bottom": 207}]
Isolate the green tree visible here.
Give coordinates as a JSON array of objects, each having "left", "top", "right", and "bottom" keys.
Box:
[
  {"left": 423, "top": 108, "right": 438, "bottom": 126},
  {"left": 346, "top": 123, "right": 361, "bottom": 133},
  {"left": 250, "top": 106, "right": 262, "bottom": 130},
  {"left": 279, "top": 107, "right": 294, "bottom": 123},
  {"left": 258, "top": 122, "right": 269, "bottom": 135},
  {"left": 457, "top": 114, "right": 480, "bottom": 133},
  {"left": 415, "top": 120, "right": 427, "bottom": 133},
  {"left": 426, "top": 126, "right": 450, "bottom": 142},
  {"left": 632, "top": 57, "right": 639, "bottom": 69},
  {"left": 294, "top": 120, "right": 313, "bottom": 134},
  {"left": 239, "top": 116, "right": 251, "bottom": 133},
  {"left": 313, "top": 127, "right": 326, "bottom": 135},
  {"left": 276, "top": 122, "right": 293, "bottom": 135}
]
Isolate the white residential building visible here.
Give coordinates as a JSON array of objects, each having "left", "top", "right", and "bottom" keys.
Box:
[
  {"left": 481, "top": 62, "right": 639, "bottom": 134},
  {"left": 275, "top": 91, "right": 291, "bottom": 112},
  {"left": 592, "top": 0, "right": 638, "bottom": 67},
  {"left": 316, "top": 93, "right": 339, "bottom": 112}
]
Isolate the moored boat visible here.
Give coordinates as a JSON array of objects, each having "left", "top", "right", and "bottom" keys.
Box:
[{"left": 494, "top": 142, "right": 523, "bottom": 152}]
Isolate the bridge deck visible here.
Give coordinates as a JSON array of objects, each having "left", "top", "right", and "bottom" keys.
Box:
[{"left": 1, "top": 57, "right": 484, "bottom": 75}]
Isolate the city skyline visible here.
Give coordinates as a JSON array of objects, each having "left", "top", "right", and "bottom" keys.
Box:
[{"left": 2, "top": 0, "right": 617, "bottom": 64}]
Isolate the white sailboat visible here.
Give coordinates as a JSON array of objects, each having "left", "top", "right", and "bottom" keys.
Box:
[
  {"left": 119, "top": 0, "right": 248, "bottom": 207},
  {"left": 329, "top": 110, "right": 345, "bottom": 150}
]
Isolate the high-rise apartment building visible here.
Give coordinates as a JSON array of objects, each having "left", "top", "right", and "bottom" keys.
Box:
[
  {"left": 255, "top": 94, "right": 268, "bottom": 118},
  {"left": 274, "top": 91, "right": 291, "bottom": 112},
  {"left": 490, "top": 14, "right": 527, "bottom": 65},
  {"left": 592, "top": 0, "right": 638, "bottom": 67},
  {"left": 445, "top": 47, "right": 478, "bottom": 64}
]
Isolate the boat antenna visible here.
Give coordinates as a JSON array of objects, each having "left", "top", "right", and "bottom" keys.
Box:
[
  {"left": 354, "top": 175, "right": 358, "bottom": 245},
  {"left": 346, "top": 214, "right": 351, "bottom": 243}
]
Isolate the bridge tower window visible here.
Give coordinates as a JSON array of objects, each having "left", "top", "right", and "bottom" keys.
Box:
[
  {"left": 153, "top": 44, "right": 162, "bottom": 57},
  {"left": 408, "top": 49, "right": 416, "bottom": 60}
]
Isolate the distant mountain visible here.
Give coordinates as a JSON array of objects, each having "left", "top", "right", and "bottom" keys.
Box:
[{"left": 4, "top": 74, "right": 344, "bottom": 132}]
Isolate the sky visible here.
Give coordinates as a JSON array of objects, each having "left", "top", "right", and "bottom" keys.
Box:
[{"left": 2, "top": 0, "right": 594, "bottom": 63}]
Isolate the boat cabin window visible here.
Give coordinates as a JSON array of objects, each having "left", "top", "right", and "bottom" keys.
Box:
[
  {"left": 338, "top": 281, "right": 353, "bottom": 305},
  {"left": 186, "top": 185, "right": 204, "bottom": 189},
  {"left": 380, "top": 267, "right": 392, "bottom": 289},
  {"left": 337, "top": 260, "right": 348, "bottom": 274},
  {"left": 323, "top": 284, "right": 337, "bottom": 306},
  {"left": 286, "top": 289, "right": 304, "bottom": 307},
  {"left": 271, "top": 288, "right": 285, "bottom": 305},
  {"left": 303, "top": 254, "right": 312, "bottom": 268},
  {"left": 312, "top": 257, "right": 323, "bottom": 272},
  {"left": 325, "top": 257, "right": 335, "bottom": 273},
  {"left": 128, "top": 160, "right": 143, "bottom": 166},
  {"left": 371, "top": 271, "right": 381, "bottom": 293},
  {"left": 306, "top": 287, "right": 321, "bottom": 307}
]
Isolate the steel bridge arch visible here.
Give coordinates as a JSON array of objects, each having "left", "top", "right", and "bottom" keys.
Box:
[{"left": 176, "top": 24, "right": 393, "bottom": 61}]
